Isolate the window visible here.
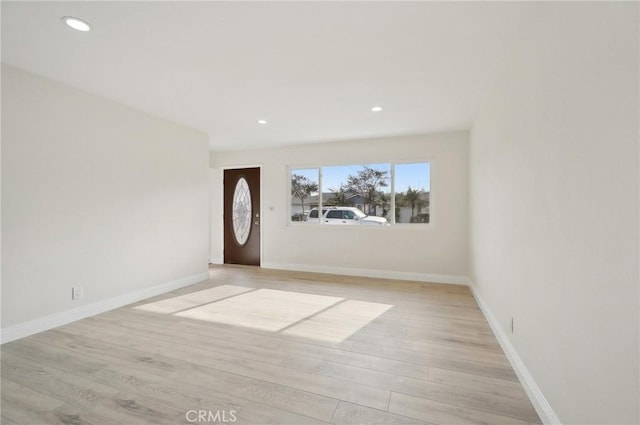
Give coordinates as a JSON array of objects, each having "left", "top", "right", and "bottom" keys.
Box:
[
  {"left": 289, "top": 162, "right": 430, "bottom": 225},
  {"left": 394, "top": 162, "right": 430, "bottom": 224},
  {"left": 290, "top": 168, "right": 319, "bottom": 222},
  {"left": 322, "top": 163, "right": 391, "bottom": 220}
]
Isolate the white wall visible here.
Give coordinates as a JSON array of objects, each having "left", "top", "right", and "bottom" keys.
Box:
[
  {"left": 210, "top": 132, "right": 469, "bottom": 283},
  {"left": 469, "top": 3, "right": 639, "bottom": 424},
  {"left": 1, "top": 65, "right": 210, "bottom": 337}
]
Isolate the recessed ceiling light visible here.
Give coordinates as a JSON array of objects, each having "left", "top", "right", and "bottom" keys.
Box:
[
  {"left": 371, "top": 106, "right": 383, "bottom": 112},
  {"left": 62, "top": 16, "right": 91, "bottom": 32},
  {"left": 257, "top": 119, "right": 268, "bottom": 125}
]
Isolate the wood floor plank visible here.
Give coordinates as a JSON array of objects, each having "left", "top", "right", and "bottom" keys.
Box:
[
  {"left": 1, "top": 354, "right": 108, "bottom": 411},
  {"left": 0, "top": 403, "right": 100, "bottom": 425},
  {"left": 37, "top": 405, "right": 122, "bottom": 425},
  {"left": 2, "top": 378, "right": 65, "bottom": 413},
  {"left": 235, "top": 401, "right": 330, "bottom": 425},
  {"left": 455, "top": 405, "right": 542, "bottom": 425},
  {"left": 331, "top": 401, "right": 430, "bottom": 425},
  {"left": 387, "top": 391, "right": 464, "bottom": 425},
  {"left": 0, "top": 266, "right": 540, "bottom": 425},
  {"left": 389, "top": 391, "right": 540, "bottom": 425},
  {"left": 454, "top": 387, "right": 541, "bottom": 423},
  {"left": 427, "top": 367, "right": 530, "bottom": 401},
  {"left": 0, "top": 415, "right": 21, "bottom": 425}
]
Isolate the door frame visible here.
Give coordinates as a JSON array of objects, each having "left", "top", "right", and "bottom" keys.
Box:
[{"left": 221, "top": 164, "right": 263, "bottom": 267}]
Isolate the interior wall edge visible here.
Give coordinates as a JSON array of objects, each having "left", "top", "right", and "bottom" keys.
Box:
[
  {"left": 469, "top": 280, "right": 561, "bottom": 425},
  {"left": 0, "top": 272, "right": 209, "bottom": 345},
  {"left": 261, "top": 262, "right": 470, "bottom": 286}
]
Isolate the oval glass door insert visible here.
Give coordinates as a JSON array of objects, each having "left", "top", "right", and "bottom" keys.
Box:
[{"left": 232, "top": 177, "right": 252, "bottom": 246}]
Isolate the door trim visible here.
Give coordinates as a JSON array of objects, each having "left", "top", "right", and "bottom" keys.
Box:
[{"left": 221, "top": 165, "right": 263, "bottom": 267}]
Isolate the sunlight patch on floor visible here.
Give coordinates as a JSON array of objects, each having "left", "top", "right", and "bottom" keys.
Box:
[
  {"left": 282, "top": 300, "right": 393, "bottom": 343},
  {"left": 134, "top": 285, "right": 255, "bottom": 314},
  {"left": 174, "top": 288, "right": 345, "bottom": 332},
  {"left": 134, "top": 285, "right": 393, "bottom": 342}
]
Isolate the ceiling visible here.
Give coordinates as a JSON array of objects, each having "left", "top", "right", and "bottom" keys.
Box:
[{"left": 2, "top": 2, "right": 540, "bottom": 151}]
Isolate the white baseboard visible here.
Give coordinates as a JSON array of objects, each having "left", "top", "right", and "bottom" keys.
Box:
[
  {"left": 0, "top": 272, "right": 209, "bottom": 345},
  {"left": 261, "top": 262, "right": 469, "bottom": 286},
  {"left": 468, "top": 282, "right": 561, "bottom": 425},
  {"left": 209, "top": 257, "right": 224, "bottom": 265}
]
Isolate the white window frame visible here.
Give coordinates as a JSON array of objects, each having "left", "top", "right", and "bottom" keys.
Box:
[{"left": 287, "top": 160, "right": 433, "bottom": 227}]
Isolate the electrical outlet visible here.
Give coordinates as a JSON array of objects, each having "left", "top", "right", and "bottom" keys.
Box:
[{"left": 72, "top": 286, "right": 83, "bottom": 300}]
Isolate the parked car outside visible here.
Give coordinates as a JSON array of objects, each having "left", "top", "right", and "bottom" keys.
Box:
[
  {"left": 307, "top": 206, "right": 389, "bottom": 226},
  {"left": 291, "top": 211, "right": 309, "bottom": 222},
  {"left": 306, "top": 207, "right": 336, "bottom": 223}
]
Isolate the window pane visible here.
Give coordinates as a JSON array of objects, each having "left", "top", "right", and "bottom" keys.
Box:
[
  {"left": 394, "top": 163, "right": 430, "bottom": 224},
  {"left": 322, "top": 163, "right": 392, "bottom": 223},
  {"left": 290, "top": 168, "right": 319, "bottom": 222}
]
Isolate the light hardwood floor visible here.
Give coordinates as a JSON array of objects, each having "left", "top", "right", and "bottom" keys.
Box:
[{"left": 1, "top": 266, "right": 541, "bottom": 425}]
